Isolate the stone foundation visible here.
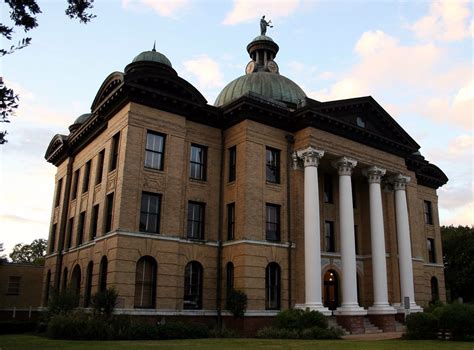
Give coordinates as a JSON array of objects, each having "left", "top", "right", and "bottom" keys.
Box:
[
  {"left": 395, "top": 312, "right": 407, "bottom": 323},
  {"left": 335, "top": 315, "right": 365, "bottom": 334},
  {"left": 368, "top": 314, "right": 396, "bottom": 332}
]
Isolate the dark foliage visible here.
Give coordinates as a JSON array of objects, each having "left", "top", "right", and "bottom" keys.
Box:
[
  {"left": 405, "top": 312, "right": 438, "bottom": 339},
  {"left": 441, "top": 225, "right": 474, "bottom": 303},
  {"left": 0, "top": 321, "right": 37, "bottom": 334},
  {"left": 438, "top": 303, "right": 474, "bottom": 341},
  {"left": 91, "top": 288, "right": 118, "bottom": 317},
  {"left": 274, "top": 308, "right": 328, "bottom": 330},
  {"left": 65, "top": 0, "right": 96, "bottom": 23},
  {"left": 46, "top": 288, "right": 79, "bottom": 317},
  {"left": 9, "top": 238, "right": 47, "bottom": 265},
  {"left": 156, "top": 322, "right": 209, "bottom": 340},
  {"left": 225, "top": 289, "right": 248, "bottom": 318}
]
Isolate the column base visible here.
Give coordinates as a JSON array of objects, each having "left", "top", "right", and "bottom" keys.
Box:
[
  {"left": 367, "top": 304, "right": 397, "bottom": 315},
  {"left": 335, "top": 315, "right": 365, "bottom": 334},
  {"left": 294, "top": 303, "right": 332, "bottom": 316},
  {"left": 334, "top": 304, "right": 367, "bottom": 316},
  {"left": 367, "top": 313, "right": 396, "bottom": 332},
  {"left": 392, "top": 302, "right": 423, "bottom": 313}
]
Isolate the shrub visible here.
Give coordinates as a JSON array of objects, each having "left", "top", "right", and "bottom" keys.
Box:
[
  {"left": 47, "top": 288, "right": 79, "bottom": 317},
  {"left": 300, "top": 326, "right": 342, "bottom": 339},
  {"left": 91, "top": 288, "right": 118, "bottom": 317},
  {"left": 128, "top": 322, "right": 159, "bottom": 340},
  {"left": 256, "top": 326, "right": 300, "bottom": 339},
  {"left": 226, "top": 289, "right": 248, "bottom": 318},
  {"left": 438, "top": 303, "right": 474, "bottom": 341},
  {"left": 209, "top": 326, "right": 241, "bottom": 338},
  {"left": 156, "top": 322, "right": 209, "bottom": 340},
  {"left": 0, "top": 321, "right": 37, "bottom": 334},
  {"left": 274, "top": 309, "right": 327, "bottom": 331},
  {"left": 405, "top": 312, "right": 438, "bottom": 339}
]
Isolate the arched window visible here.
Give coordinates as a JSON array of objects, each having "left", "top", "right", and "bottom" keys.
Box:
[
  {"left": 265, "top": 262, "right": 281, "bottom": 310},
  {"left": 184, "top": 261, "right": 203, "bottom": 310},
  {"left": 44, "top": 270, "right": 51, "bottom": 306},
  {"left": 226, "top": 262, "right": 234, "bottom": 298},
  {"left": 84, "top": 262, "right": 93, "bottom": 307},
  {"left": 61, "top": 267, "right": 68, "bottom": 292},
  {"left": 134, "top": 256, "right": 157, "bottom": 308},
  {"left": 71, "top": 264, "right": 81, "bottom": 307},
  {"left": 99, "top": 256, "right": 108, "bottom": 292},
  {"left": 431, "top": 276, "right": 439, "bottom": 302}
]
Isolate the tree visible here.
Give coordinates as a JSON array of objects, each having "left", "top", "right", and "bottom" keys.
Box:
[
  {"left": 441, "top": 225, "right": 474, "bottom": 303},
  {"left": 0, "top": 0, "right": 96, "bottom": 144},
  {"left": 9, "top": 238, "right": 47, "bottom": 265},
  {"left": 0, "top": 242, "right": 8, "bottom": 263}
]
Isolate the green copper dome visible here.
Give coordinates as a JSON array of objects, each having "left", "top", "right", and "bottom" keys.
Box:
[
  {"left": 69, "top": 113, "right": 91, "bottom": 132},
  {"left": 215, "top": 72, "right": 306, "bottom": 107},
  {"left": 132, "top": 45, "right": 172, "bottom": 67}
]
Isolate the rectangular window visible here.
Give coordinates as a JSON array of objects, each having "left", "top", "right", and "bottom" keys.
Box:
[
  {"left": 187, "top": 202, "right": 205, "bottom": 239},
  {"left": 7, "top": 276, "right": 21, "bottom": 295},
  {"left": 190, "top": 144, "right": 207, "bottom": 180},
  {"left": 427, "top": 238, "right": 436, "bottom": 263},
  {"left": 228, "top": 146, "right": 236, "bottom": 182},
  {"left": 266, "top": 147, "right": 280, "bottom": 183},
  {"left": 65, "top": 217, "right": 74, "bottom": 249},
  {"left": 95, "top": 150, "right": 105, "bottom": 185},
  {"left": 140, "top": 192, "right": 162, "bottom": 233},
  {"left": 49, "top": 223, "right": 57, "bottom": 254},
  {"left": 424, "top": 200, "right": 433, "bottom": 225},
  {"left": 71, "top": 169, "right": 80, "bottom": 200},
  {"left": 144, "top": 131, "right": 165, "bottom": 170},
  {"left": 109, "top": 132, "right": 120, "bottom": 172},
  {"left": 55, "top": 178, "right": 63, "bottom": 207},
  {"left": 324, "top": 174, "right": 333, "bottom": 203},
  {"left": 227, "top": 203, "right": 235, "bottom": 240},
  {"left": 77, "top": 211, "right": 86, "bottom": 246},
  {"left": 104, "top": 193, "right": 114, "bottom": 233},
  {"left": 82, "top": 160, "right": 91, "bottom": 193},
  {"left": 266, "top": 204, "right": 281, "bottom": 242},
  {"left": 90, "top": 204, "right": 99, "bottom": 240},
  {"left": 325, "top": 221, "right": 335, "bottom": 252}
]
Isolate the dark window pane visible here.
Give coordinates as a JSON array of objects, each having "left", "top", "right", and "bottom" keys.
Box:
[
  {"left": 325, "top": 221, "right": 335, "bottom": 252},
  {"left": 190, "top": 145, "right": 207, "bottom": 180},
  {"left": 187, "top": 202, "right": 204, "bottom": 239},
  {"left": 71, "top": 170, "right": 80, "bottom": 200},
  {"left": 96, "top": 150, "right": 105, "bottom": 185},
  {"left": 82, "top": 160, "right": 91, "bottom": 193},
  {"left": 427, "top": 238, "right": 436, "bottom": 263},
  {"left": 145, "top": 132, "right": 165, "bottom": 170},
  {"left": 90, "top": 205, "right": 99, "bottom": 240},
  {"left": 226, "top": 262, "right": 234, "bottom": 298},
  {"left": 99, "top": 256, "right": 108, "bottom": 292},
  {"left": 140, "top": 193, "right": 161, "bottom": 233},
  {"left": 55, "top": 178, "right": 63, "bottom": 207},
  {"left": 84, "top": 262, "right": 93, "bottom": 307},
  {"left": 424, "top": 201, "right": 433, "bottom": 225},
  {"left": 265, "top": 204, "right": 280, "bottom": 242},
  {"left": 134, "top": 257, "right": 157, "bottom": 308},
  {"left": 109, "top": 133, "right": 120, "bottom": 172},
  {"left": 227, "top": 203, "right": 235, "bottom": 240},
  {"left": 265, "top": 263, "right": 281, "bottom": 310},
  {"left": 77, "top": 212, "right": 86, "bottom": 246},
  {"left": 324, "top": 174, "right": 333, "bottom": 203},
  {"left": 266, "top": 148, "right": 280, "bottom": 183},
  {"left": 228, "top": 146, "right": 236, "bottom": 182},
  {"left": 104, "top": 193, "right": 114, "bottom": 233},
  {"left": 184, "top": 261, "right": 203, "bottom": 309}
]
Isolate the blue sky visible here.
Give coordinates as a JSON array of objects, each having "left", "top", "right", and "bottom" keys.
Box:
[{"left": 0, "top": 0, "right": 472, "bottom": 256}]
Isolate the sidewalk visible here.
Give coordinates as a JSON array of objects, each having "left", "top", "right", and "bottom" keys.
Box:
[{"left": 342, "top": 331, "right": 404, "bottom": 341}]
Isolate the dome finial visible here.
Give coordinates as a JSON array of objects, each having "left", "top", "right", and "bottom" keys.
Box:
[
  {"left": 260, "top": 15, "right": 273, "bottom": 36},
  {"left": 152, "top": 40, "right": 156, "bottom": 52}
]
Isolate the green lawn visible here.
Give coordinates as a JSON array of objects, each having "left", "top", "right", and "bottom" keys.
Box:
[{"left": 0, "top": 335, "right": 473, "bottom": 350}]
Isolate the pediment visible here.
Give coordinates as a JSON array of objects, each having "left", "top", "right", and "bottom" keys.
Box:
[{"left": 91, "top": 72, "right": 124, "bottom": 112}]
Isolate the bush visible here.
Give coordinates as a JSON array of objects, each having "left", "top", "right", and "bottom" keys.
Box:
[
  {"left": 128, "top": 322, "right": 159, "bottom": 340},
  {"left": 0, "top": 321, "right": 37, "bottom": 334},
  {"left": 256, "top": 326, "right": 300, "bottom": 339},
  {"left": 226, "top": 289, "right": 248, "bottom": 318},
  {"left": 274, "top": 309, "right": 327, "bottom": 331},
  {"left": 300, "top": 326, "right": 343, "bottom": 339},
  {"left": 156, "top": 322, "right": 209, "bottom": 340},
  {"left": 209, "top": 326, "right": 241, "bottom": 338},
  {"left": 91, "top": 288, "right": 118, "bottom": 317},
  {"left": 405, "top": 312, "right": 438, "bottom": 339},
  {"left": 47, "top": 288, "right": 79, "bottom": 317},
  {"left": 438, "top": 303, "right": 474, "bottom": 341}
]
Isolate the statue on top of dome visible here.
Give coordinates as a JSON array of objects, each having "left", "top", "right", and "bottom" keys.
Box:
[{"left": 260, "top": 15, "right": 273, "bottom": 35}]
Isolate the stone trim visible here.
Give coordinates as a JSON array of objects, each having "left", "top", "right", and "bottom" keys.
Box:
[
  {"left": 223, "top": 240, "right": 295, "bottom": 249},
  {"left": 423, "top": 263, "right": 444, "bottom": 268}
]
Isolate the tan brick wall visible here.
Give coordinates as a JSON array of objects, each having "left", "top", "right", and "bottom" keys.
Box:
[{"left": 0, "top": 264, "right": 43, "bottom": 308}]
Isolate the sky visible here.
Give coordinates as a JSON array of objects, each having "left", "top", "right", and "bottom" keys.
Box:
[{"left": 0, "top": 0, "right": 472, "bottom": 257}]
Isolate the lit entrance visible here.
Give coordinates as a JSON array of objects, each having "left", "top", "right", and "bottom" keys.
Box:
[{"left": 323, "top": 269, "right": 340, "bottom": 310}]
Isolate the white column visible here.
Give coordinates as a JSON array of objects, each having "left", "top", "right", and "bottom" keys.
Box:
[
  {"left": 294, "top": 147, "right": 330, "bottom": 316},
  {"left": 364, "top": 166, "right": 396, "bottom": 315},
  {"left": 333, "top": 157, "right": 366, "bottom": 316},
  {"left": 392, "top": 174, "right": 422, "bottom": 312}
]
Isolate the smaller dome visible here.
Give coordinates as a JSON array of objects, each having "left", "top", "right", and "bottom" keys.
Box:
[
  {"left": 69, "top": 113, "right": 91, "bottom": 132},
  {"left": 251, "top": 35, "right": 274, "bottom": 43},
  {"left": 132, "top": 44, "right": 172, "bottom": 67}
]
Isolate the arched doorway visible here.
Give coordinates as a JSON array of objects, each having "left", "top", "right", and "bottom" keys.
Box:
[{"left": 323, "top": 269, "right": 340, "bottom": 310}]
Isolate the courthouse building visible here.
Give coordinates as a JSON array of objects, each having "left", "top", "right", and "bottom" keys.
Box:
[{"left": 43, "top": 28, "right": 448, "bottom": 333}]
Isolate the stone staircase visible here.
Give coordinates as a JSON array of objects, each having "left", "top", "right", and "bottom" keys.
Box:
[
  {"left": 394, "top": 320, "right": 406, "bottom": 332},
  {"left": 327, "top": 316, "right": 350, "bottom": 335},
  {"left": 363, "top": 318, "right": 383, "bottom": 334}
]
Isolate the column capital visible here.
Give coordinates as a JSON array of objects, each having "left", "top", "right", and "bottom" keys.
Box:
[
  {"left": 296, "top": 146, "right": 325, "bottom": 167},
  {"left": 391, "top": 174, "right": 411, "bottom": 191},
  {"left": 332, "top": 156, "right": 357, "bottom": 176},
  {"left": 363, "top": 166, "right": 386, "bottom": 184}
]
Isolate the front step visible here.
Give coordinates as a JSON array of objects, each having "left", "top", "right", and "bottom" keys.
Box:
[
  {"left": 363, "top": 318, "right": 383, "bottom": 334},
  {"left": 394, "top": 320, "right": 406, "bottom": 332},
  {"left": 327, "top": 316, "right": 350, "bottom": 335}
]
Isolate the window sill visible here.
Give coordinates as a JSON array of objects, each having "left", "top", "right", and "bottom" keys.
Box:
[
  {"left": 144, "top": 166, "right": 165, "bottom": 173},
  {"left": 186, "top": 237, "right": 206, "bottom": 243},
  {"left": 189, "top": 178, "right": 207, "bottom": 184}
]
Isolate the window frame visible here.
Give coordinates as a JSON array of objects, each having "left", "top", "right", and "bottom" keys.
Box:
[
  {"left": 65, "top": 217, "right": 74, "bottom": 249},
  {"left": 109, "top": 132, "right": 120, "bottom": 172},
  {"left": 265, "top": 147, "right": 280, "bottom": 184},
  {"left": 265, "top": 203, "right": 281, "bottom": 242},
  {"left": 228, "top": 146, "right": 236, "bottom": 182},
  {"left": 139, "top": 192, "right": 162, "bottom": 234},
  {"left": 424, "top": 200, "right": 433, "bottom": 225},
  {"left": 95, "top": 150, "right": 105, "bottom": 185},
  {"left": 227, "top": 203, "right": 235, "bottom": 241},
  {"left": 183, "top": 261, "right": 203, "bottom": 310},
  {"left": 226, "top": 262, "right": 234, "bottom": 299},
  {"left": 265, "top": 263, "right": 281, "bottom": 310},
  {"left": 90, "top": 204, "right": 99, "bottom": 240},
  {"left": 71, "top": 169, "right": 80, "bottom": 200},
  {"left": 49, "top": 223, "right": 57, "bottom": 254},
  {"left": 77, "top": 211, "right": 86, "bottom": 246},
  {"left": 325, "top": 220, "right": 335, "bottom": 252},
  {"left": 144, "top": 131, "right": 166, "bottom": 171},
  {"left": 7, "top": 276, "right": 21, "bottom": 295},
  {"left": 55, "top": 178, "right": 63, "bottom": 207},
  {"left": 324, "top": 174, "right": 334, "bottom": 204},
  {"left": 187, "top": 201, "right": 205, "bottom": 240},
  {"left": 189, "top": 144, "right": 207, "bottom": 181},
  {"left": 82, "top": 160, "right": 91, "bottom": 194},
  {"left": 104, "top": 192, "right": 114, "bottom": 234},
  {"left": 134, "top": 256, "right": 157, "bottom": 309},
  {"left": 427, "top": 238, "right": 436, "bottom": 263}
]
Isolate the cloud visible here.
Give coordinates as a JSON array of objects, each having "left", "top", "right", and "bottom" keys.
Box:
[
  {"left": 223, "top": 0, "right": 301, "bottom": 25},
  {"left": 410, "top": 0, "right": 472, "bottom": 42},
  {"left": 122, "top": 0, "right": 190, "bottom": 18},
  {"left": 182, "top": 55, "right": 224, "bottom": 90}
]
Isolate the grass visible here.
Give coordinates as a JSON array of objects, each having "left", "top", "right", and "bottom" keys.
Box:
[{"left": 1, "top": 335, "right": 474, "bottom": 350}]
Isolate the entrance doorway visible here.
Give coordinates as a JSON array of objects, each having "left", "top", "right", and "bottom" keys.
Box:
[{"left": 323, "top": 269, "right": 340, "bottom": 310}]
